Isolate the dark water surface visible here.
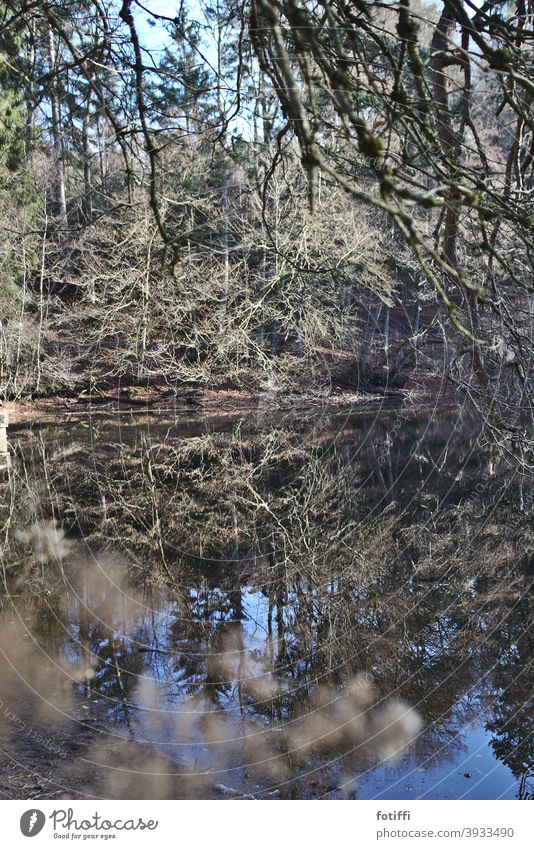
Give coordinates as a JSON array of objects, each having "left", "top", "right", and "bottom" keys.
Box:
[{"left": 0, "top": 403, "right": 532, "bottom": 799}]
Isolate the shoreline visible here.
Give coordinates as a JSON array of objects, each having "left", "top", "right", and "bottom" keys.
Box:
[{"left": 1, "top": 383, "right": 433, "bottom": 426}]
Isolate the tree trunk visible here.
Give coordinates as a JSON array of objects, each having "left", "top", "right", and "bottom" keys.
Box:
[
  {"left": 219, "top": 175, "right": 230, "bottom": 333},
  {"left": 47, "top": 24, "right": 68, "bottom": 230},
  {"left": 82, "top": 77, "right": 94, "bottom": 226}
]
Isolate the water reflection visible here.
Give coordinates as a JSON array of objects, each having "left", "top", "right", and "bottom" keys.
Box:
[{"left": 0, "top": 405, "right": 532, "bottom": 799}]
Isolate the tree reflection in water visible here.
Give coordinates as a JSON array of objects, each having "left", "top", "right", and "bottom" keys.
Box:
[{"left": 0, "top": 404, "right": 532, "bottom": 799}]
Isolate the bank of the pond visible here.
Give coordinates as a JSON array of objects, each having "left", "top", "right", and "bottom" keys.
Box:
[{"left": 0, "top": 378, "right": 444, "bottom": 426}]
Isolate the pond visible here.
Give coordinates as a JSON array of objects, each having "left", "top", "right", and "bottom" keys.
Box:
[{"left": 0, "top": 402, "right": 532, "bottom": 799}]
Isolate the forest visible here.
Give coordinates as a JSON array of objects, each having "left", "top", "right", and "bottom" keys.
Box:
[
  {"left": 0, "top": 0, "right": 533, "bottom": 806},
  {"left": 0, "top": 0, "right": 531, "bottom": 423}
]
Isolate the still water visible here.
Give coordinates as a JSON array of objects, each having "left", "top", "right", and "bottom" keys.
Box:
[{"left": 0, "top": 403, "right": 532, "bottom": 799}]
